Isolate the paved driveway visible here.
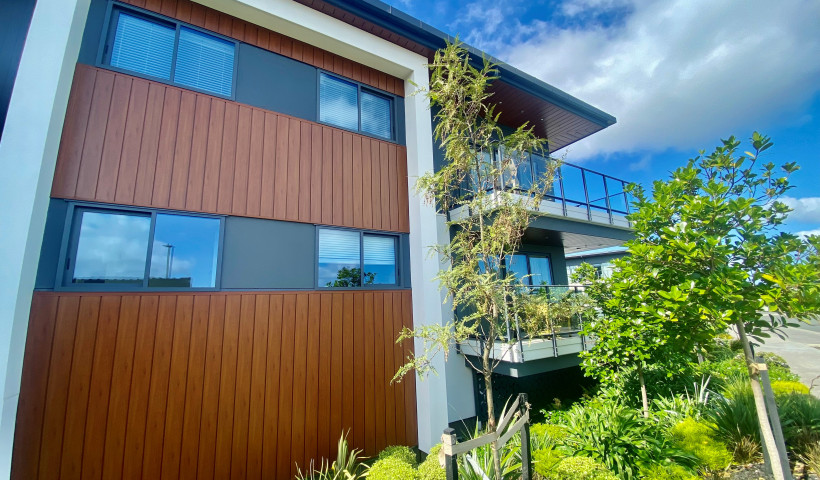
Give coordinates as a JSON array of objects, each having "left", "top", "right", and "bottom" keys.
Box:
[{"left": 753, "top": 317, "right": 820, "bottom": 397}]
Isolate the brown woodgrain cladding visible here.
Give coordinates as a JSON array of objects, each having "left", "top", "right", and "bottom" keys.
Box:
[
  {"left": 52, "top": 65, "right": 410, "bottom": 233},
  {"left": 121, "top": 0, "right": 404, "bottom": 97},
  {"left": 12, "top": 290, "right": 417, "bottom": 480}
]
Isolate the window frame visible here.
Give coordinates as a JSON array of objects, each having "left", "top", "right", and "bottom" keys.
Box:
[
  {"left": 316, "top": 71, "right": 397, "bottom": 142},
  {"left": 55, "top": 202, "right": 225, "bottom": 292},
  {"left": 315, "top": 226, "right": 401, "bottom": 290},
  {"left": 503, "top": 251, "right": 556, "bottom": 287},
  {"left": 97, "top": 2, "right": 240, "bottom": 100}
]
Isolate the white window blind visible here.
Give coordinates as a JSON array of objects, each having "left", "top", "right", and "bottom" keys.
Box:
[
  {"left": 174, "top": 27, "right": 235, "bottom": 96},
  {"left": 360, "top": 91, "right": 392, "bottom": 139},
  {"left": 319, "top": 74, "right": 359, "bottom": 131},
  {"left": 110, "top": 13, "right": 175, "bottom": 80},
  {"left": 363, "top": 234, "right": 396, "bottom": 284}
]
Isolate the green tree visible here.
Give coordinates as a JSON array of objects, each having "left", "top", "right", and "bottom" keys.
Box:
[
  {"left": 394, "top": 40, "right": 556, "bottom": 477},
  {"left": 580, "top": 133, "right": 820, "bottom": 479}
]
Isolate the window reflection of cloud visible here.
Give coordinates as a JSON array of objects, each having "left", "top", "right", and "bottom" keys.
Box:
[{"left": 73, "top": 212, "right": 150, "bottom": 281}]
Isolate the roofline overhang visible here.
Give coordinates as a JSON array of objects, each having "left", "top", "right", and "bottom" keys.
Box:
[{"left": 310, "top": 0, "right": 617, "bottom": 130}]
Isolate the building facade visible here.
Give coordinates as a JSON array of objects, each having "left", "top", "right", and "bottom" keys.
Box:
[{"left": 0, "top": 0, "right": 628, "bottom": 478}]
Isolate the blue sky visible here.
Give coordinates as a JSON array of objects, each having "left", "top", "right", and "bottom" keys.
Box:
[{"left": 391, "top": 0, "right": 820, "bottom": 236}]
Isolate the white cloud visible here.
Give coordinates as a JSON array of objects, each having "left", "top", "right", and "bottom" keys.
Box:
[
  {"left": 781, "top": 196, "right": 820, "bottom": 223},
  {"left": 461, "top": 0, "right": 820, "bottom": 159},
  {"left": 795, "top": 228, "right": 820, "bottom": 239}
]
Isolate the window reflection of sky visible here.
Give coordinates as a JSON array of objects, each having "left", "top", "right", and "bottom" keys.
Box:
[
  {"left": 73, "top": 212, "right": 150, "bottom": 283},
  {"left": 149, "top": 214, "right": 219, "bottom": 287}
]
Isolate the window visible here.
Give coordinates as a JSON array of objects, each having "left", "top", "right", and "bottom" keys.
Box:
[
  {"left": 105, "top": 9, "right": 235, "bottom": 97},
  {"left": 319, "top": 73, "right": 393, "bottom": 140},
  {"left": 318, "top": 228, "right": 398, "bottom": 287},
  {"left": 65, "top": 207, "right": 221, "bottom": 289},
  {"left": 505, "top": 253, "right": 553, "bottom": 286}
]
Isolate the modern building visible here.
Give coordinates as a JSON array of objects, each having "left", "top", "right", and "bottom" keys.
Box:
[
  {"left": 566, "top": 247, "right": 629, "bottom": 280},
  {"left": 0, "top": 0, "right": 632, "bottom": 477}
]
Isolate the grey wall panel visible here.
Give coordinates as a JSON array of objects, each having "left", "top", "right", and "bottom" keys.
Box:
[
  {"left": 0, "top": 0, "right": 37, "bottom": 140},
  {"left": 35, "top": 199, "right": 69, "bottom": 289},
  {"left": 394, "top": 96, "right": 406, "bottom": 145},
  {"left": 77, "top": 0, "right": 108, "bottom": 65},
  {"left": 220, "top": 216, "right": 316, "bottom": 289},
  {"left": 235, "top": 43, "right": 317, "bottom": 122}
]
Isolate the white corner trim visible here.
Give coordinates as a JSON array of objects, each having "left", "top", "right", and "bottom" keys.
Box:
[{"left": 0, "top": 0, "right": 92, "bottom": 476}]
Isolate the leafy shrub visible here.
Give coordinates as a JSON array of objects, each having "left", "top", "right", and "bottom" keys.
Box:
[
  {"left": 771, "top": 380, "right": 810, "bottom": 396},
  {"left": 777, "top": 393, "right": 820, "bottom": 453},
  {"left": 367, "top": 457, "right": 417, "bottom": 480},
  {"left": 703, "top": 355, "right": 799, "bottom": 387},
  {"left": 455, "top": 424, "right": 522, "bottom": 480},
  {"left": 530, "top": 423, "right": 569, "bottom": 450},
  {"left": 377, "top": 445, "right": 417, "bottom": 466},
  {"left": 295, "top": 433, "right": 368, "bottom": 480},
  {"left": 639, "top": 463, "right": 699, "bottom": 480},
  {"left": 533, "top": 447, "right": 564, "bottom": 478},
  {"left": 561, "top": 397, "right": 691, "bottom": 479},
  {"left": 551, "top": 456, "right": 617, "bottom": 480},
  {"left": 417, "top": 445, "right": 445, "bottom": 480},
  {"left": 670, "top": 418, "right": 732, "bottom": 473},
  {"left": 798, "top": 441, "right": 820, "bottom": 477},
  {"left": 706, "top": 381, "right": 761, "bottom": 462}
]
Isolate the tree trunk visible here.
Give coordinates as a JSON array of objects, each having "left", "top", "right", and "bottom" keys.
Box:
[
  {"left": 483, "top": 339, "right": 503, "bottom": 479},
  {"left": 637, "top": 364, "right": 649, "bottom": 418},
  {"left": 734, "top": 319, "right": 789, "bottom": 480}
]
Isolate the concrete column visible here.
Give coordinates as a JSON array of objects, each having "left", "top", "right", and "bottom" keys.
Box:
[
  {"left": 403, "top": 66, "right": 454, "bottom": 451},
  {"left": 0, "top": 0, "right": 91, "bottom": 475}
]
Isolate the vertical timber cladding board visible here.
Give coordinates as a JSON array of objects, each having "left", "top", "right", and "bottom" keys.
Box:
[
  {"left": 12, "top": 290, "right": 418, "bottom": 480},
  {"left": 51, "top": 65, "right": 410, "bottom": 233},
  {"left": 121, "top": 0, "right": 404, "bottom": 96}
]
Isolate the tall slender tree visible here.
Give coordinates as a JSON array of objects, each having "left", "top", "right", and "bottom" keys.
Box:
[{"left": 394, "top": 40, "right": 556, "bottom": 477}]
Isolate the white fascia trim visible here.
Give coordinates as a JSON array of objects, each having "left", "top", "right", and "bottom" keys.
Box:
[
  {"left": 194, "top": 0, "right": 421, "bottom": 79},
  {"left": 197, "top": 0, "right": 449, "bottom": 452}
]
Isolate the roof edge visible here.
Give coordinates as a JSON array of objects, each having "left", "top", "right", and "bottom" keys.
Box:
[{"left": 313, "top": 0, "right": 616, "bottom": 128}]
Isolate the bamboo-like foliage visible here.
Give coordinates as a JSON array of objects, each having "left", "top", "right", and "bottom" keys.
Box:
[{"left": 393, "top": 40, "right": 558, "bottom": 476}]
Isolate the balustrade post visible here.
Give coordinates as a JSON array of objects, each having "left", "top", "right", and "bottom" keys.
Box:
[
  {"left": 519, "top": 393, "right": 533, "bottom": 480},
  {"left": 442, "top": 428, "right": 459, "bottom": 480}
]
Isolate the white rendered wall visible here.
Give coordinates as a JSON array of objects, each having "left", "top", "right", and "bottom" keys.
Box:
[
  {"left": 0, "top": 0, "right": 92, "bottom": 476},
  {"left": 198, "top": 0, "right": 454, "bottom": 452}
]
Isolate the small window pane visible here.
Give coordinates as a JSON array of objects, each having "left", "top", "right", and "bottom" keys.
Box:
[
  {"left": 364, "top": 235, "right": 396, "bottom": 285},
  {"left": 175, "top": 27, "right": 235, "bottom": 96},
  {"left": 110, "top": 12, "right": 175, "bottom": 80},
  {"left": 529, "top": 256, "right": 553, "bottom": 286},
  {"left": 318, "top": 229, "right": 361, "bottom": 287},
  {"left": 361, "top": 91, "right": 392, "bottom": 139},
  {"left": 320, "top": 74, "right": 359, "bottom": 131},
  {"left": 506, "top": 254, "right": 530, "bottom": 285},
  {"left": 72, "top": 211, "right": 151, "bottom": 284},
  {"left": 149, "top": 214, "right": 220, "bottom": 288}
]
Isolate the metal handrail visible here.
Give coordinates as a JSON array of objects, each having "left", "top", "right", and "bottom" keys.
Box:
[{"left": 459, "top": 153, "right": 633, "bottom": 226}]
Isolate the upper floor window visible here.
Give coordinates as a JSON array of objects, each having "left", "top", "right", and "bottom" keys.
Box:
[
  {"left": 317, "top": 228, "right": 398, "bottom": 287},
  {"left": 105, "top": 9, "right": 236, "bottom": 97},
  {"left": 65, "top": 206, "right": 221, "bottom": 289},
  {"left": 319, "top": 73, "right": 394, "bottom": 140}
]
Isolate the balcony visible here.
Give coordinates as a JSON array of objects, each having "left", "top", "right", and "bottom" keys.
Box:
[
  {"left": 449, "top": 154, "right": 633, "bottom": 229},
  {"left": 459, "top": 285, "right": 596, "bottom": 371}
]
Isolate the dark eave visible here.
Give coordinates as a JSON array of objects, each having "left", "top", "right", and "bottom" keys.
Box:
[{"left": 295, "top": 0, "right": 616, "bottom": 151}]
